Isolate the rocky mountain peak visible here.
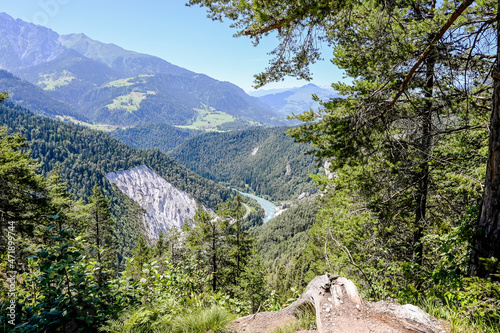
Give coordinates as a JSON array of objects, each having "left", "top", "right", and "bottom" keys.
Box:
[{"left": 0, "top": 12, "right": 67, "bottom": 70}]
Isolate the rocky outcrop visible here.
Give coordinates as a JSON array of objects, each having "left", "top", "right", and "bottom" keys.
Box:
[
  {"left": 106, "top": 165, "right": 197, "bottom": 239},
  {"left": 324, "top": 160, "right": 336, "bottom": 180}
]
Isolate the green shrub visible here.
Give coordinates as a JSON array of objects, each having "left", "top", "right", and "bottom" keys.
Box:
[
  {"left": 100, "top": 298, "right": 181, "bottom": 333},
  {"left": 1, "top": 228, "right": 136, "bottom": 332},
  {"left": 102, "top": 304, "right": 234, "bottom": 333}
]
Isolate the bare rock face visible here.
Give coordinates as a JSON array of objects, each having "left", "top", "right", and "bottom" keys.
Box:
[
  {"left": 106, "top": 165, "right": 197, "bottom": 239},
  {"left": 324, "top": 160, "right": 336, "bottom": 180},
  {"left": 0, "top": 13, "right": 68, "bottom": 70},
  {"left": 232, "top": 273, "right": 449, "bottom": 333}
]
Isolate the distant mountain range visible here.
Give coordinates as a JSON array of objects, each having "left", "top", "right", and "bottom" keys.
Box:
[
  {"left": 249, "top": 83, "right": 340, "bottom": 117},
  {"left": 0, "top": 12, "right": 281, "bottom": 129}
]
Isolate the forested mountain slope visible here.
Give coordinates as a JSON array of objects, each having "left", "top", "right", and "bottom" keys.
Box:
[
  {"left": 169, "top": 126, "right": 320, "bottom": 202},
  {"left": 0, "top": 69, "right": 86, "bottom": 121},
  {"left": 110, "top": 122, "right": 201, "bottom": 153},
  {"left": 251, "top": 197, "right": 319, "bottom": 300},
  {"left": 0, "top": 102, "right": 230, "bottom": 206},
  {"left": 0, "top": 102, "right": 232, "bottom": 257}
]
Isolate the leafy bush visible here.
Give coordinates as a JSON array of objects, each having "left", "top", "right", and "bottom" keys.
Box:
[
  {"left": 1, "top": 228, "right": 136, "bottom": 332},
  {"left": 441, "top": 277, "right": 500, "bottom": 327},
  {"left": 99, "top": 298, "right": 181, "bottom": 333}
]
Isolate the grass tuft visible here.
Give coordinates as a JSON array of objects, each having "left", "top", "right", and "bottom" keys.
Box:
[
  {"left": 268, "top": 320, "right": 301, "bottom": 333},
  {"left": 171, "top": 306, "right": 235, "bottom": 333},
  {"left": 418, "top": 296, "right": 500, "bottom": 333}
]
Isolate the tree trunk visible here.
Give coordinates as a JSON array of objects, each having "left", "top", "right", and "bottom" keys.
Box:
[
  {"left": 414, "top": 37, "right": 435, "bottom": 266},
  {"left": 469, "top": 3, "right": 500, "bottom": 277},
  {"left": 232, "top": 274, "right": 447, "bottom": 333},
  {"left": 212, "top": 223, "right": 217, "bottom": 291}
]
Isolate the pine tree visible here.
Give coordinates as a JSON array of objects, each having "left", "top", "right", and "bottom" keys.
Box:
[
  {"left": 239, "top": 250, "right": 267, "bottom": 313},
  {"left": 0, "top": 126, "right": 49, "bottom": 262},
  {"left": 45, "top": 166, "right": 85, "bottom": 233},
  {"left": 219, "top": 196, "right": 253, "bottom": 288},
  {"left": 126, "top": 234, "right": 152, "bottom": 279},
  {"left": 184, "top": 209, "right": 229, "bottom": 291},
  {"left": 155, "top": 231, "right": 167, "bottom": 258},
  {"left": 184, "top": 198, "right": 255, "bottom": 293},
  {"left": 88, "top": 184, "right": 117, "bottom": 281}
]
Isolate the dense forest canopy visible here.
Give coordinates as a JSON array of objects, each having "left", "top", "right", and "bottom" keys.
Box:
[
  {"left": 110, "top": 123, "right": 201, "bottom": 153},
  {"left": 169, "top": 126, "right": 319, "bottom": 202}
]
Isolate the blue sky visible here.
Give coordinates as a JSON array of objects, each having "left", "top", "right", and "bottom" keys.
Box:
[{"left": 0, "top": 0, "right": 346, "bottom": 92}]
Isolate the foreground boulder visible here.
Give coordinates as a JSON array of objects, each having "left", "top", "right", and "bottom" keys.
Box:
[{"left": 232, "top": 274, "right": 449, "bottom": 333}]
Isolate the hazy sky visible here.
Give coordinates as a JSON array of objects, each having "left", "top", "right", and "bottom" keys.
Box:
[{"left": 0, "top": 0, "right": 346, "bottom": 92}]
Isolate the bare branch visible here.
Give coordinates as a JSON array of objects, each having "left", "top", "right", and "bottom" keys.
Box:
[
  {"left": 370, "top": 0, "right": 476, "bottom": 122},
  {"left": 242, "top": 18, "right": 293, "bottom": 36},
  {"left": 327, "top": 224, "right": 374, "bottom": 293}
]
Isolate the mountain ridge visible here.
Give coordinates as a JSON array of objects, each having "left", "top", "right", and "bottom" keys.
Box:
[
  {"left": 250, "top": 83, "right": 340, "bottom": 117},
  {"left": 58, "top": 32, "right": 194, "bottom": 77},
  {"left": 0, "top": 12, "right": 67, "bottom": 70},
  {"left": 0, "top": 69, "right": 88, "bottom": 121},
  {"left": 0, "top": 12, "right": 281, "bottom": 128}
]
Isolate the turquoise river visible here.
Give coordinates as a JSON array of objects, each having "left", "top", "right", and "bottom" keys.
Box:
[{"left": 238, "top": 191, "right": 277, "bottom": 223}]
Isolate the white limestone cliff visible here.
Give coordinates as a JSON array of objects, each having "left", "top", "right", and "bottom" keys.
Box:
[{"left": 106, "top": 165, "right": 197, "bottom": 239}]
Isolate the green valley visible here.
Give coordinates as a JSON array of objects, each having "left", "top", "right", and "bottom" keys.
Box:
[
  {"left": 0, "top": 15, "right": 282, "bottom": 130},
  {"left": 180, "top": 104, "right": 237, "bottom": 131},
  {"left": 169, "top": 126, "right": 320, "bottom": 202},
  {"left": 0, "top": 102, "right": 232, "bottom": 258}
]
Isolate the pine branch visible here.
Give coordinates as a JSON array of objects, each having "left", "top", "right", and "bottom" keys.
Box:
[{"left": 242, "top": 18, "right": 293, "bottom": 36}]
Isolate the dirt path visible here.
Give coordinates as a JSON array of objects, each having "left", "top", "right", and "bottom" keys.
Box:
[{"left": 242, "top": 203, "right": 251, "bottom": 219}]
